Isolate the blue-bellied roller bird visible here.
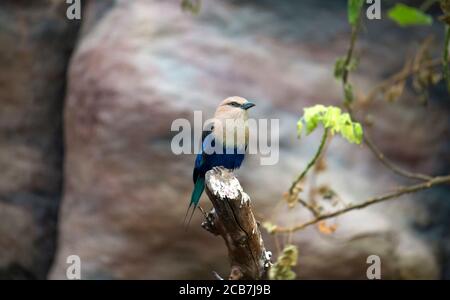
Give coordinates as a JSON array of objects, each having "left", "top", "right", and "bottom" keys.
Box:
[{"left": 184, "top": 96, "right": 255, "bottom": 227}]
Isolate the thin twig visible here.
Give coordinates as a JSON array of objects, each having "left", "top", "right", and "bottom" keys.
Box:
[
  {"left": 443, "top": 24, "right": 450, "bottom": 92},
  {"left": 307, "top": 134, "right": 331, "bottom": 210},
  {"left": 288, "top": 129, "right": 329, "bottom": 195},
  {"left": 298, "top": 199, "right": 320, "bottom": 217},
  {"left": 362, "top": 133, "right": 433, "bottom": 181},
  {"left": 346, "top": 103, "right": 433, "bottom": 181},
  {"left": 342, "top": 23, "right": 360, "bottom": 85},
  {"left": 420, "top": 0, "right": 439, "bottom": 11},
  {"left": 365, "top": 58, "right": 440, "bottom": 103},
  {"left": 342, "top": 17, "right": 362, "bottom": 106},
  {"left": 274, "top": 175, "right": 450, "bottom": 233}
]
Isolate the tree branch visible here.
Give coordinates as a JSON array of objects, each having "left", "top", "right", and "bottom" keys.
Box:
[
  {"left": 202, "top": 167, "right": 272, "bottom": 280},
  {"left": 365, "top": 58, "right": 440, "bottom": 104},
  {"left": 342, "top": 22, "right": 360, "bottom": 85},
  {"left": 274, "top": 175, "right": 450, "bottom": 233},
  {"left": 362, "top": 132, "right": 433, "bottom": 181},
  {"left": 346, "top": 103, "right": 434, "bottom": 181}
]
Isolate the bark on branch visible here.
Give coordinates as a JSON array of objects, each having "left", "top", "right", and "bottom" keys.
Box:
[{"left": 201, "top": 167, "right": 271, "bottom": 280}]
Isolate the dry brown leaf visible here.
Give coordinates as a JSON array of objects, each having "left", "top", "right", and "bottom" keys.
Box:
[
  {"left": 385, "top": 81, "right": 405, "bottom": 102},
  {"left": 317, "top": 221, "right": 338, "bottom": 235}
]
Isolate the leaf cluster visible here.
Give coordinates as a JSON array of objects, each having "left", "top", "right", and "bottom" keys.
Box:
[
  {"left": 297, "top": 105, "right": 363, "bottom": 144},
  {"left": 268, "top": 245, "right": 298, "bottom": 280}
]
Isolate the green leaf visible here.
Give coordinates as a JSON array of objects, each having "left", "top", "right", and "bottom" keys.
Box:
[
  {"left": 354, "top": 123, "right": 363, "bottom": 142},
  {"left": 181, "top": 0, "right": 201, "bottom": 14},
  {"left": 388, "top": 4, "right": 433, "bottom": 27},
  {"left": 262, "top": 222, "right": 278, "bottom": 234},
  {"left": 340, "top": 114, "right": 362, "bottom": 144},
  {"left": 269, "top": 245, "right": 298, "bottom": 280},
  {"left": 344, "top": 82, "right": 354, "bottom": 104},
  {"left": 348, "top": 0, "right": 364, "bottom": 26},
  {"left": 334, "top": 57, "right": 346, "bottom": 79},
  {"left": 323, "top": 106, "right": 341, "bottom": 133},
  {"left": 303, "top": 105, "right": 326, "bottom": 134},
  {"left": 297, "top": 105, "right": 363, "bottom": 144},
  {"left": 334, "top": 57, "right": 358, "bottom": 80}
]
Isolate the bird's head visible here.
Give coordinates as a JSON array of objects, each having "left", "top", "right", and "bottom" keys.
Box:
[
  {"left": 213, "top": 96, "right": 255, "bottom": 147},
  {"left": 215, "top": 96, "right": 255, "bottom": 121}
]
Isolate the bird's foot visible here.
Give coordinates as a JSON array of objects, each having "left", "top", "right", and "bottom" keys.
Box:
[
  {"left": 198, "top": 206, "right": 207, "bottom": 218},
  {"left": 201, "top": 208, "right": 219, "bottom": 235},
  {"left": 263, "top": 250, "right": 273, "bottom": 270},
  {"left": 212, "top": 166, "right": 230, "bottom": 175}
]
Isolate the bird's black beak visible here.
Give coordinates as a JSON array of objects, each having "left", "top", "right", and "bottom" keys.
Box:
[{"left": 241, "top": 102, "right": 255, "bottom": 110}]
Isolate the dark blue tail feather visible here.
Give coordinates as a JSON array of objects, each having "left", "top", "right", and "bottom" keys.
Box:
[{"left": 184, "top": 177, "right": 205, "bottom": 229}]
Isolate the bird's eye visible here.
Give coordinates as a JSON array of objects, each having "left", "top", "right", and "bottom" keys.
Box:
[{"left": 229, "top": 102, "right": 240, "bottom": 107}]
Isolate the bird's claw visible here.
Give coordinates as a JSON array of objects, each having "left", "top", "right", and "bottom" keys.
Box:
[
  {"left": 201, "top": 209, "right": 219, "bottom": 235},
  {"left": 212, "top": 166, "right": 228, "bottom": 174},
  {"left": 198, "top": 206, "right": 208, "bottom": 219},
  {"left": 263, "top": 250, "right": 273, "bottom": 269}
]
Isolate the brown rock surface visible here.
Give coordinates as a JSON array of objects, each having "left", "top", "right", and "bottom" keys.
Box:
[{"left": 0, "top": 1, "right": 81, "bottom": 278}]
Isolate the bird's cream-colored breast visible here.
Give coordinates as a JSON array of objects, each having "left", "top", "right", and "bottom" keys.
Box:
[{"left": 213, "top": 118, "right": 249, "bottom": 149}]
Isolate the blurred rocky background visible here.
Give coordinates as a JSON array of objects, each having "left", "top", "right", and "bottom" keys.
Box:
[
  {"left": 0, "top": 0, "right": 80, "bottom": 279},
  {"left": 0, "top": 0, "right": 449, "bottom": 279}
]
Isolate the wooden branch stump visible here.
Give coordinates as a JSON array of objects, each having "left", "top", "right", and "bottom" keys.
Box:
[{"left": 201, "top": 167, "right": 272, "bottom": 280}]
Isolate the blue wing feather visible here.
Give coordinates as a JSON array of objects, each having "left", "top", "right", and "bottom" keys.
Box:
[{"left": 193, "top": 130, "right": 246, "bottom": 183}]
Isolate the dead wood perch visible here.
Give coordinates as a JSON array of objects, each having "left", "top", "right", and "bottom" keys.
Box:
[{"left": 201, "top": 167, "right": 272, "bottom": 280}]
